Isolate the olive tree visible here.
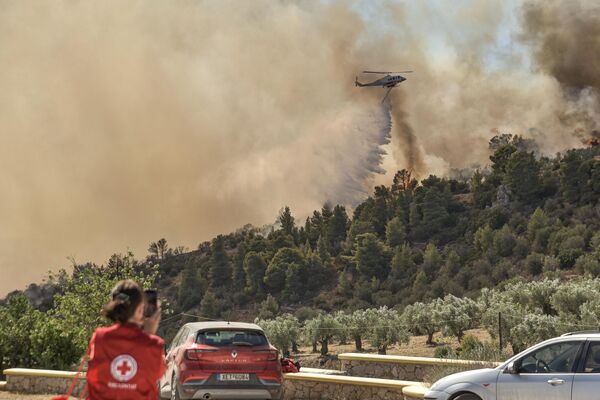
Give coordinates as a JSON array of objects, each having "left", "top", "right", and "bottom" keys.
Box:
[
  {"left": 434, "top": 295, "right": 479, "bottom": 342},
  {"left": 401, "top": 300, "right": 441, "bottom": 345},
  {"left": 256, "top": 314, "right": 300, "bottom": 357},
  {"left": 303, "top": 313, "right": 341, "bottom": 355},
  {"left": 365, "top": 307, "right": 410, "bottom": 355}
]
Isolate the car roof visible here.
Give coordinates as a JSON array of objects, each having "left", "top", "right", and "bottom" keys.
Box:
[
  {"left": 183, "top": 321, "right": 264, "bottom": 332},
  {"left": 560, "top": 330, "right": 600, "bottom": 338}
]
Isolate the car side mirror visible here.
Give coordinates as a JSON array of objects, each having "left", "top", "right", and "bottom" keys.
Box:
[{"left": 504, "top": 361, "right": 519, "bottom": 374}]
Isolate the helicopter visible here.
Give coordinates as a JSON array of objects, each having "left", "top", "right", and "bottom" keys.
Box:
[{"left": 355, "top": 70, "right": 412, "bottom": 102}]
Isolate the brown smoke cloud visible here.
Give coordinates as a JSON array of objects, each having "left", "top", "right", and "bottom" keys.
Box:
[
  {"left": 0, "top": 0, "right": 593, "bottom": 295},
  {"left": 520, "top": 0, "right": 600, "bottom": 142}
]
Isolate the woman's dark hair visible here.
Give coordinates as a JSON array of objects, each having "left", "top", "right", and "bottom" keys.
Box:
[{"left": 102, "top": 280, "right": 144, "bottom": 323}]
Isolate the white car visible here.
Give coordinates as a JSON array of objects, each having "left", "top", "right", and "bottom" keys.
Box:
[{"left": 425, "top": 331, "right": 600, "bottom": 400}]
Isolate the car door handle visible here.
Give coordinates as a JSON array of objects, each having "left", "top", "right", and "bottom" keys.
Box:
[{"left": 547, "top": 378, "right": 565, "bottom": 386}]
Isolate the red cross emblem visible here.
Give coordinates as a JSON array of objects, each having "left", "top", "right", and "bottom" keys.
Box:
[
  {"left": 117, "top": 360, "right": 132, "bottom": 376},
  {"left": 110, "top": 354, "right": 138, "bottom": 382}
]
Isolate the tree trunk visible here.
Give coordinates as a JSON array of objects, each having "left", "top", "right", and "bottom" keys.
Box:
[
  {"left": 320, "top": 339, "right": 329, "bottom": 355},
  {"left": 312, "top": 342, "right": 318, "bottom": 353},
  {"left": 292, "top": 341, "right": 299, "bottom": 353},
  {"left": 426, "top": 331, "right": 434, "bottom": 345},
  {"left": 354, "top": 336, "right": 363, "bottom": 352},
  {"left": 511, "top": 343, "right": 521, "bottom": 355},
  {"left": 378, "top": 346, "right": 387, "bottom": 355}
]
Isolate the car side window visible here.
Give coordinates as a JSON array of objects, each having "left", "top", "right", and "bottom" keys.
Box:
[
  {"left": 176, "top": 328, "right": 189, "bottom": 347},
  {"left": 582, "top": 342, "right": 600, "bottom": 373},
  {"left": 169, "top": 328, "right": 186, "bottom": 350},
  {"left": 519, "top": 341, "right": 582, "bottom": 373}
]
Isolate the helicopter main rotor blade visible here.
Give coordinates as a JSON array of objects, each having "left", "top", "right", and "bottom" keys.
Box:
[{"left": 363, "top": 70, "right": 413, "bottom": 74}]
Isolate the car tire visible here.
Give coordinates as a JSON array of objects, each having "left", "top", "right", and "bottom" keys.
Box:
[
  {"left": 453, "top": 394, "right": 481, "bottom": 400},
  {"left": 170, "top": 375, "right": 181, "bottom": 400}
]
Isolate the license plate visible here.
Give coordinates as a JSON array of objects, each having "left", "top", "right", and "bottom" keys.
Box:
[{"left": 218, "top": 373, "right": 250, "bottom": 381}]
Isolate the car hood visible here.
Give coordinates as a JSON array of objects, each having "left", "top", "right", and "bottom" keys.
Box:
[{"left": 430, "top": 368, "right": 499, "bottom": 392}]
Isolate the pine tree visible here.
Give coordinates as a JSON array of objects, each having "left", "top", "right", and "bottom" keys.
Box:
[
  {"left": 200, "top": 291, "right": 219, "bottom": 318},
  {"left": 354, "top": 233, "right": 391, "bottom": 280},
  {"left": 257, "top": 294, "right": 279, "bottom": 319},
  {"left": 209, "top": 235, "right": 231, "bottom": 288},
  {"left": 279, "top": 206, "right": 296, "bottom": 236},
  {"left": 231, "top": 242, "right": 247, "bottom": 292},
  {"left": 386, "top": 216, "right": 406, "bottom": 248},
  {"left": 243, "top": 252, "right": 267, "bottom": 295},
  {"left": 504, "top": 151, "right": 542, "bottom": 203},
  {"left": 327, "top": 205, "right": 349, "bottom": 255},
  {"left": 178, "top": 260, "right": 203, "bottom": 310},
  {"left": 390, "top": 243, "right": 415, "bottom": 281}
]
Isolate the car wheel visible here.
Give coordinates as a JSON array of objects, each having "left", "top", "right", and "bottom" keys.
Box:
[
  {"left": 170, "top": 375, "right": 181, "bottom": 400},
  {"left": 453, "top": 394, "right": 481, "bottom": 400}
]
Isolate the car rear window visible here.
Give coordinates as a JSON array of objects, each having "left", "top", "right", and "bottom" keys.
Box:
[{"left": 196, "top": 330, "right": 268, "bottom": 347}]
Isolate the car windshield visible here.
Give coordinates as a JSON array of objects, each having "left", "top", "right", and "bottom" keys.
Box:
[{"left": 196, "top": 330, "right": 268, "bottom": 347}]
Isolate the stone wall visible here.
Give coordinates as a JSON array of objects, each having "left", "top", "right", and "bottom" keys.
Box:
[
  {"left": 339, "top": 353, "right": 498, "bottom": 381},
  {"left": 6, "top": 374, "right": 86, "bottom": 395},
  {"left": 283, "top": 378, "right": 407, "bottom": 400},
  {"left": 341, "top": 359, "right": 427, "bottom": 381}
]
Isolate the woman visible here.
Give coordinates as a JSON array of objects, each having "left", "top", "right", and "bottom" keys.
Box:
[{"left": 86, "top": 280, "right": 166, "bottom": 400}]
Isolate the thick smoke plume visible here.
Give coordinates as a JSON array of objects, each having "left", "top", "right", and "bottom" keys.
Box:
[
  {"left": 521, "top": 0, "right": 600, "bottom": 142},
  {"left": 0, "top": 0, "right": 595, "bottom": 295}
]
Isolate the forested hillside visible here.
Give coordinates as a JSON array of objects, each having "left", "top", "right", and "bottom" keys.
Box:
[
  {"left": 155, "top": 135, "right": 600, "bottom": 318},
  {"left": 1, "top": 135, "right": 599, "bottom": 371}
]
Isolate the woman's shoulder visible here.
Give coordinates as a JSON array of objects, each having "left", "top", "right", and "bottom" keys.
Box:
[
  {"left": 147, "top": 333, "right": 165, "bottom": 347},
  {"left": 92, "top": 324, "right": 119, "bottom": 339},
  {"left": 138, "top": 330, "right": 165, "bottom": 349}
]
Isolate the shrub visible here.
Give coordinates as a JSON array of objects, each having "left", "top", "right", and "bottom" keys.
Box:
[
  {"left": 434, "top": 345, "right": 455, "bottom": 359},
  {"left": 459, "top": 334, "right": 483, "bottom": 353}
]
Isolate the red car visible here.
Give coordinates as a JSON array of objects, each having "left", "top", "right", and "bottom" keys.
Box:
[{"left": 159, "top": 321, "right": 283, "bottom": 400}]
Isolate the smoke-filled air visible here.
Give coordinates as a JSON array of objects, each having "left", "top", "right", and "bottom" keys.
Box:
[{"left": 0, "top": 0, "right": 598, "bottom": 295}]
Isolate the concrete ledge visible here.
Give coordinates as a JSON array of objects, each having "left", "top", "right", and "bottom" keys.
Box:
[
  {"left": 299, "top": 367, "right": 346, "bottom": 375},
  {"left": 284, "top": 372, "right": 424, "bottom": 389},
  {"left": 3, "top": 368, "right": 86, "bottom": 379},
  {"left": 0, "top": 381, "right": 6, "bottom": 391},
  {"left": 339, "top": 353, "right": 499, "bottom": 367},
  {"left": 403, "top": 385, "right": 428, "bottom": 400}
]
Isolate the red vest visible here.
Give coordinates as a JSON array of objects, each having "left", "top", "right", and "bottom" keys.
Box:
[{"left": 86, "top": 323, "right": 166, "bottom": 400}]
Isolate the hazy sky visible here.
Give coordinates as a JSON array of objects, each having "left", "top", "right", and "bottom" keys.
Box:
[{"left": 1, "top": 0, "right": 597, "bottom": 296}]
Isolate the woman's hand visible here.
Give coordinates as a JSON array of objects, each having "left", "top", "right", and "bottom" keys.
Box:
[{"left": 143, "top": 301, "right": 161, "bottom": 335}]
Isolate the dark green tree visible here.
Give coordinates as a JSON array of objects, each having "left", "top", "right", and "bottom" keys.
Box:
[
  {"left": 264, "top": 248, "right": 306, "bottom": 294},
  {"left": 209, "top": 235, "right": 231, "bottom": 288},
  {"left": 327, "top": 205, "right": 349, "bottom": 255},
  {"left": 243, "top": 251, "right": 267, "bottom": 295},
  {"left": 422, "top": 243, "right": 442, "bottom": 280},
  {"left": 148, "top": 238, "right": 170, "bottom": 260},
  {"left": 354, "top": 233, "right": 392, "bottom": 280},
  {"left": 257, "top": 294, "right": 279, "bottom": 319},
  {"left": 231, "top": 242, "right": 247, "bottom": 292},
  {"left": 200, "top": 290, "right": 220, "bottom": 318},
  {"left": 386, "top": 216, "right": 406, "bottom": 248},
  {"left": 390, "top": 243, "right": 415, "bottom": 281},
  {"left": 179, "top": 260, "right": 203, "bottom": 310},
  {"left": 279, "top": 206, "right": 296, "bottom": 237},
  {"left": 504, "top": 151, "right": 542, "bottom": 203}
]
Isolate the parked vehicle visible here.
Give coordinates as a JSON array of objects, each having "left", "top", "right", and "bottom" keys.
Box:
[
  {"left": 159, "top": 321, "right": 282, "bottom": 400},
  {"left": 425, "top": 331, "right": 600, "bottom": 400}
]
